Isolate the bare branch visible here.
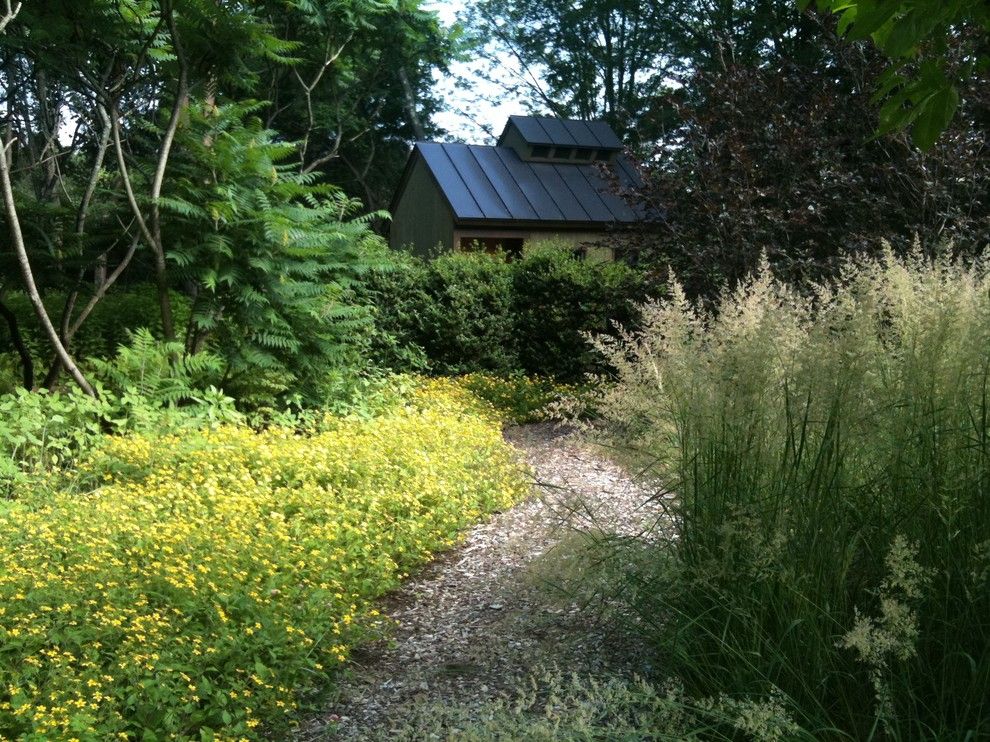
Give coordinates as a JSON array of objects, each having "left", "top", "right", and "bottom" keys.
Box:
[{"left": 0, "top": 0, "right": 21, "bottom": 34}]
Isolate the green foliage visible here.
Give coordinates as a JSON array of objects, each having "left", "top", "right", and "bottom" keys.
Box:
[
  {"left": 164, "top": 101, "right": 387, "bottom": 400},
  {"left": 0, "top": 387, "right": 109, "bottom": 493},
  {"left": 362, "top": 250, "right": 519, "bottom": 375},
  {"left": 452, "top": 373, "right": 582, "bottom": 424},
  {"left": 0, "top": 288, "right": 192, "bottom": 369},
  {"left": 512, "top": 244, "right": 647, "bottom": 379},
  {"left": 806, "top": 0, "right": 989, "bottom": 147},
  {"left": 362, "top": 247, "right": 648, "bottom": 382},
  {"left": 592, "top": 247, "right": 990, "bottom": 737},
  {"left": 253, "top": 0, "right": 455, "bottom": 208},
  {"left": 0, "top": 329, "right": 241, "bottom": 493}
]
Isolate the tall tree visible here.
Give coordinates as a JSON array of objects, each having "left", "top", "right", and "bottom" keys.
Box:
[
  {"left": 2, "top": 0, "right": 441, "bottom": 393},
  {"left": 460, "top": 0, "right": 828, "bottom": 143},
  {"left": 256, "top": 0, "right": 454, "bottom": 209},
  {"left": 462, "top": 0, "right": 680, "bottom": 143},
  {"left": 614, "top": 34, "right": 990, "bottom": 298}
]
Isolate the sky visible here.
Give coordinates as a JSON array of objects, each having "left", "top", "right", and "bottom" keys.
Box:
[{"left": 424, "top": 0, "right": 533, "bottom": 144}]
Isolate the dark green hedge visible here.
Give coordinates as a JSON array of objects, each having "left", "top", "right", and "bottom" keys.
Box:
[{"left": 360, "top": 245, "right": 651, "bottom": 381}]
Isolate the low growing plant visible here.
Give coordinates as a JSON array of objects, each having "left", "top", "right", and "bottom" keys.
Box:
[{"left": 0, "top": 381, "right": 528, "bottom": 740}]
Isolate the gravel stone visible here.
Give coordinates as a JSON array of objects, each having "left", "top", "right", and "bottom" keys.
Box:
[{"left": 292, "top": 422, "right": 668, "bottom": 740}]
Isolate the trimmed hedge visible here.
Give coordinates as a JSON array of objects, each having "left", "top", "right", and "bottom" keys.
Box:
[{"left": 361, "top": 245, "right": 650, "bottom": 381}]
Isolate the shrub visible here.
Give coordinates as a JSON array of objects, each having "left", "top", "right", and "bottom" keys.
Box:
[
  {"left": 511, "top": 243, "right": 647, "bottom": 380},
  {"left": 362, "top": 246, "right": 649, "bottom": 381},
  {"left": 592, "top": 247, "right": 990, "bottom": 738},
  {"left": 362, "top": 251, "right": 519, "bottom": 375},
  {"left": 0, "top": 287, "right": 192, "bottom": 368},
  {"left": 451, "top": 373, "right": 581, "bottom": 424},
  {"left": 0, "top": 330, "right": 243, "bottom": 495},
  {"left": 0, "top": 382, "right": 528, "bottom": 740},
  {"left": 0, "top": 387, "right": 110, "bottom": 494}
]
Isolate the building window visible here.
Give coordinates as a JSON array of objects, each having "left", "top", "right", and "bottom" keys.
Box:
[
  {"left": 459, "top": 236, "right": 524, "bottom": 260},
  {"left": 553, "top": 147, "right": 573, "bottom": 160},
  {"left": 531, "top": 145, "right": 550, "bottom": 158},
  {"left": 595, "top": 150, "right": 611, "bottom": 161},
  {"left": 575, "top": 148, "right": 594, "bottom": 160}
]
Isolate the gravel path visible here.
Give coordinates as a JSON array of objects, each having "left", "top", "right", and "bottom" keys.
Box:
[{"left": 294, "top": 422, "right": 668, "bottom": 740}]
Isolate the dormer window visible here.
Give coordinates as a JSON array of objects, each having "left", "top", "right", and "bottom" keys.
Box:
[{"left": 495, "top": 115, "right": 623, "bottom": 163}]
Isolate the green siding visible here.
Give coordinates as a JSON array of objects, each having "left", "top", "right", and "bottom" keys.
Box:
[
  {"left": 498, "top": 125, "right": 530, "bottom": 160},
  {"left": 389, "top": 157, "right": 455, "bottom": 256}
]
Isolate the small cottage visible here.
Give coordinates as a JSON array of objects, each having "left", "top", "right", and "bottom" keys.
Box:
[{"left": 389, "top": 115, "right": 641, "bottom": 259}]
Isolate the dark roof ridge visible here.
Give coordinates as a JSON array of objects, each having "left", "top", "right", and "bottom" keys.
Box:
[{"left": 498, "top": 115, "right": 623, "bottom": 150}]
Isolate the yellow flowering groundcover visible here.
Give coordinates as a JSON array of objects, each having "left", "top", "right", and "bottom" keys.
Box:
[{"left": 0, "top": 384, "right": 528, "bottom": 740}]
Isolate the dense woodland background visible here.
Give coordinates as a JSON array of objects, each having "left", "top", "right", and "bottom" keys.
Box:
[{"left": 1, "top": 0, "right": 987, "bottom": 399}]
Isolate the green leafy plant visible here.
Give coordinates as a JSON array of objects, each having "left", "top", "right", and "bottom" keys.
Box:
[
  {"left": 805, "top": 0, "right": 989, "bottom": 148},
  {"left": 163, "top": 101, "right": 387, "bottom": 401},
  {"left": 511, "top": 243, "right": 647, "bottom": 380},
  {"left": 0, "top": 381, "right": 527, "bottom": 740},
  {"left": 0, "top": 387, "right": 109, "bottom": 493},
  {"left": 361, "top": 246, "right": 648, "bottom": 381}
]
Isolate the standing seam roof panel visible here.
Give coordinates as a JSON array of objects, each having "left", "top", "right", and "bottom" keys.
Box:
[
  {"left": 414, "top": 141, "right": 640, "bottom": 224},
  {"left": 536, "top": 117, "right": 579, "bottom": 146},
  {"left": 579, "top": 166, "right": 637, "bottom": 221},
  {"left": 527, "top": 162, "right": 591, "bottom": 221},
  {"left": 614, "top": 155, "right": 641, "bottom": 187},
  {"left": 469, "top": 146, "right": 541, "bottom": 220},
  {"left": 510, "top": 116, "right": 553, "bottom": 146},
  {"left": 585, "top": 121, "right": 623, "bottom": 149},
  {"left": 554, "top": 164, "right": 614, "bottom": 221},
  {"left": 417, "top": 143, "right": 485, "bottom": 219},
  {"left": 491, "top": 147, "right": 565, "bottom": 221},
  {"left": 563, "top": 119, "right": 604, "bottom": 148},
  {"left": 443, "top": 143, "right": 512, "bottom": 219}
]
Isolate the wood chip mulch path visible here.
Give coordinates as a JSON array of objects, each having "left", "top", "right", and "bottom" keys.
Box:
[{"left": 292, "top": 422, "right": 669, "bottom": 741}]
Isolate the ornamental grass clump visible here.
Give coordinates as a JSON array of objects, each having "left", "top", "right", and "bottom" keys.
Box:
[
  {"left": 0, "top": 384, "right": 528, "bottom": 740},
  {"left": 594, "top": 247, "right": 990, "bottom": 739}
]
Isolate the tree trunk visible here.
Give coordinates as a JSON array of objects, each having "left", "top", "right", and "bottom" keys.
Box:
[{"left": 0, "top": 138, "right": 97, "bottom": 397}]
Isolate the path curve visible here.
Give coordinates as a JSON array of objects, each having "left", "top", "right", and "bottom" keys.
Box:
[{"left": 294, "top": 422, "right": 665, "bottom": 740}]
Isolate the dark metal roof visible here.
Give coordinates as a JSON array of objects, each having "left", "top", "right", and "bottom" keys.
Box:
[
  {"left": 498, "top": 115, "right": 623, "bottom": 150},
  {"left": 414, "top": 142, "right": 640, "bottom": 225}
]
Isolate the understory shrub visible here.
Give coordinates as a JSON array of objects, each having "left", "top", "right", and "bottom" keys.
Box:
[
  {"left": 0, "top": 287, "right": 192, "bottom": 374},
  {"left": 451, "top": 373, "right": 585, "bottom": 424},
  {"left": 0, "top": 382, "right": 528, "bottom": 740},
  {"left": 592, "top": 247, "right": 990, "bottom": 739},
  {"left": 363, "top": 250, "right": 518, "bottom": 375},
  {"left": 362, "top": 245, "right": 648, "bottom": 381},
  {"left": 511, "top": 245, "right": 647, "bottom": 379},
  {"left": 0, "top": 331, "right": 239, "bottom": 494}
]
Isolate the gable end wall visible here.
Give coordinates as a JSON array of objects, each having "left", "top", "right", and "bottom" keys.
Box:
[{"left": 389, "top": 156, "right": 455, "bottom": 256}]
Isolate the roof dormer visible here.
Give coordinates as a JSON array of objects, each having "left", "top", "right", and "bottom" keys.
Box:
[{"left": 496, "top": 115, "right": 623, "bottom": 163}]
